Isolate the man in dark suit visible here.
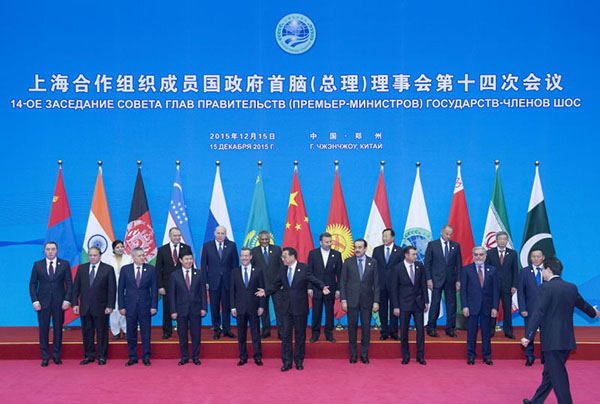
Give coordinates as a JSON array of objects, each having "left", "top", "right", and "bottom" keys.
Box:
[
  {"left": 250, "top": 230, "right": 282, "bottom": 339},
  {"left": 256, "top": 247, "right": 330, "bottom": 372},
  {"left": 169, "top": 250, "right": 207, "bottom": 366},
  {"left": 200, "top": 225, "right": 239, "bottom": 340},
  {"left": 518, "top": 248, "right": 546, "bottom": 366},
  {"left": 307, "top": 232, "right": 343, "bottom": 343},
  {"left": 392, "top": 245, "right": 428, "bottom": 365},
  {"left": 485, "top": 231, "right": 518, "bottom": 339},
  {"left": 72, "top": 246, "right": 116, "bottom": 365},
  {"left": 118, "top": 247, "right": 158, "bottom": 366},
  {"left": 29, "top": 241, "right": 72, "bottom": 367},
  {"left": 521, "top": 257, "right": 599, "bottom": 404},
  {"left": 156, "top": 227, "right": 192, "bottom": 339},
  {"left": 372, "top": 228, "right": 403, "bottom": 340},
  {"left": 461, "top": 246, "right": 499, "bottom": 365},
  {"left": 231, "top": 248, "right": 265, "bottom": 366},
  {"left": 340, "top": 239, "right": 379, "bottom": 364},
  {"left": 424, "top": 224, "right": 462, "bottom": 338}
]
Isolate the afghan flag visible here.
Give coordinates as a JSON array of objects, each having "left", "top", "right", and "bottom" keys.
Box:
[
  {"left": 124, "top": 164, "right": 157, "bottom": 265},
  {"left": 82, "top": 164, "right": 115, "bottom": 264},
  {"left": 45, "top": 162, "right": 80, "bottom": 325},
  {"left": 363, "top": 162, "right": 392, "bottom": 257},
  {"left": 243, "top": 163, "right": 273, "bottom": 248},
  {"left": 519, "top": 162, "right": 556, "bottom": 267},
  {"left": 282, "top": 163, "right": 314, "bottom": 263}
]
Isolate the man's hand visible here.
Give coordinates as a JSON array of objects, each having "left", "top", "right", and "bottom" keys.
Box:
[
  {"left": 322, "top": 286, "right": 331, "bottom": 295},
  {"left": 258, "top": 308, "right": 264, "bottom": 316},
  {"left": 150, "top": 308, "right": 157, "bottom": 315},
  {"left": 593, "top": 305, "right": 600, "bottom": 318},
  {"left": 424, "top": 304, "right": 429, "bottom": 313},
  {"left": 307, "top": 289, "right": 313, "bottom": 298},
  {"left": 462, "top": 307, "right": 470, "bottom": 317},
  {"left": 521, "top": 311, "right": 528, "bottom": 317},
  {"left": 373, "top": 302, "right": 379, "bottom": 312},
  {"left": 158, "top": 288, "right": 166, "bottom": 296},
  {"left": 393, "top": 308, "right": 400, "bottom": 317},
  {"left": 231, "top": 308, "right": 237, "bottom": 318},
  {"left": 33, "top": 302, "right": 41, "bottom": 311},
  {"left": 341, "top": 301, "right": 347, "bottom": 312},
  {"left": 521, "top": 338, "right": 530, "bottom": 347},
  {"left": 491, "top": 309, "right": 498, "bottom": 318},
  {"left": 455, "top": 281, "right": 461, "bottom": 291},
  {"left": 255, "top": 288, "right": 265, "bottom": 297},
  {"left": 427, "top": 280, "right": 433, "bottom": 291},
  {"left": 119, "top": 309, "right": 126, "bottom": 315},
  {"left": 73, "top": 306, "right": 80, "bottom": 315},
  {"left": 511, "top": 287, "right": 517, "bottom": 295},
  {"left": 171, "top": 313, "right": 177, "bottom": 320},
  {"left": 61, "top": 301, "right": 70, "bottom": 311},
  {"left": 335, "top": 290, "right": 340, "bottom": 299},
  {"left": 105, "top": 308, "right": 113, "bottom": 315},
  {"left": 200, "top": 310, "right": 207, "bottom": 317}
]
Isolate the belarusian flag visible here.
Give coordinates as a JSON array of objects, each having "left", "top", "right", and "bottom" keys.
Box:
[
  {"left": 82, "top": 163, "right": 115, "bottom": 264},
  {"left": 124, "top": 163, "right": 157, "bottom": 265},
  {"left": 243, "top": 163, "right": 273, "bottom": 248},
  {"left": 282, "top": 163, "right": 314, "bottom": 263},
  {"left": 519, "top": 162, "right": 556, "bottom": 267},
  {"left": 363, "top": 162, "right": 392, "bottom": 257}
]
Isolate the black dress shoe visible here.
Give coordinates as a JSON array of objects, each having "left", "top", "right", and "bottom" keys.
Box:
[
  {"left": 350, "top": 356, "right": 357, "bottom": 364},
  {"left": 390, "top": 334, "right": 399, "bottom": 340},
  {"left": 162, "top": 333, "right": 171, "bottom": 339},
  {"left": 123, "top": 332, "right": 127, "bottom": 339},
  {"left": 523, "top": 399, "right": 533, "bottom": 404},
  {"left": 505, "top": 334, "right": 516, "bottom": 339},
  {"left": 178, "top": 359, "right": 189, "bottom": 366},
  {"left": 326, "top": 336, "right": 336, "bottom": 343},
  {"left": 379, "top": 335, "right": 389, "bottom": 340},
  {"left": 261, "top": 331, "right": 271, "bottom": 339},
  {"left": 401, "top": 358, "right": 410, "bottom": 364},
  {"left": 193, "top": 359, "right": 201, "bottom": 365},
  {"left": 223, "top": 331, "right": 237, "bottom": 338},
  {"left": 417, "top": 358, "right": 427, "bottom": 365},
  {"left": 112, "top": 334, "right": 121, "bottom": 341},
  {"left": 445, "top": 331, "right": 457, "bottom": 338},
  {"left": 213, "top": 331, "right": 221, "bottom": 340},
  {"left": 80, "top": 358, "right": 94, "bottom": 365},
  {"left": 309, "top": 337, "right": 318, "bottom": 343},
  {"left": 125, "top": 359, "right": 138, "bottom": 366},
  {"left": 295, "top": 363, "right": 304, "bottom": 370},
  {"left": 361, "top": 357, "right": 370, "bottom": 364},
  {"left": 143, "top": 359, "right": 151, "bottom": 366},
  {"left": 467, "top": 358, "right": 475, "bottom": 365},
  {"left": 237, "top": 359, "right": 247, "bottom": 366},
  {"left": 281, "top": 365, "right": 292, "bottom": 372},
  {"left": 255, "top": 359, "right": 263, "bottom": 366},
  {"left": 53, "top": 358, "right": 62, "bottom": 365},
  {"left": 427, "top": 330, "right": 440, "bottom": 338},
  {"left": 525, "top": 359, "right": 534, "bottom": 366},
  {"left": 98, "top": 359, "right": 106, "bottom": 365},
  {"left": 277, "top": 333, "right": 283, "bottom": 340},
  {"left": 41, "top": 359, "right": 49, "bottom": 367},
  {"left": 483, "top": 358, "right": 494, "bottom": 366}
]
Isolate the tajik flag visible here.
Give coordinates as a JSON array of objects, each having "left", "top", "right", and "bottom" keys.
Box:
[
  {"left": 203, "top": 163, "right": 234, "bottom": 243},
  {"left": 82, "top": 165, "right": 115, "bottom": 264},
  {"left": 363, "top": 163, "right": 392, "bottom": 257},
  {"left": 282, "top": 163, "right": 314, "bottom": 263},
  {"left": 519, "top": 163, "right": 556, "bottom": 267},
  {"left": 401, "top": 163, "right": 439, "bottom": 323},
  {"left": 124, "top": 165, "right": 157, "bottom": 265}
]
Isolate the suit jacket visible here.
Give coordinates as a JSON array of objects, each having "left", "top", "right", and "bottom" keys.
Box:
[
  {"left": 168, "top": 268, "right": 208, "bottom": 317},
  {"left": 266, "top": 262, "right": 325, "bottom": 316},
  {"left": 307, "top": 247, "right": 343, "bottom": 294},
  {"left": 29, "top": 258, "right": 72, "bottom": 308},
  {"left": 156, "top": 243, "right": 192, "bottom": 290},
  {"left": 393, "top": 261, "right": 428, "bottom": 311},
  {"left": 200, "top": 239, "right": 239, "bottom": 290},
  {"left": 485, "top": 247, "right": 518, "bottom": 293},
  {"left": 525, "top": 277, "right": 596, "bottom": 351},
  {"left": 372, "top": 243, "right": 404, "bottom": 290},
  {"left": 460, "top": 263, "right": 499, "bottom": 316},
  {"left": 73, "top": 262, "right": 116, "bottom": 317},
  {"left": 517, "top": 265, "right": 542, "bottom": 314},
  {"left": 118, "top": 263, "right": 158, "bottom": 313},
  {"left": 250, "top": 244, "right": 282, "bottom": 290},
  {"left": 424, "top": 239, "right": 462, "bottom": 286},
  {"left": 340, "top": 256, "right": 380, "bottom": 309},
  {"left": 230, "top": 266, "right": 266, "bottom": 315}
]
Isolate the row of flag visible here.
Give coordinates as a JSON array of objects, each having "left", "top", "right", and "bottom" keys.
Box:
[{"left": 45, "top": 160, "right": 555, "bottom": 325}]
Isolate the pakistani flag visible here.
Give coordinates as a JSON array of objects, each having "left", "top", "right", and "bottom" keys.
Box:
[
  {"left": 243, "top": 164, "right": 273, "bottom": 247},
  {"left": 519, "top": 163, "right": 556, "bottom": 267},
  {"left": 82, "top": 165, "right": 115, "bottom": 264},
  {"left": 481, "top": 163, "right": 513, "bottom": 250}
]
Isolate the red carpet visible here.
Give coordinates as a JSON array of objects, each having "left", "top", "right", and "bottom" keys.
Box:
[{"left": 1, "top": 359, "right": 598, "bottom": 403}]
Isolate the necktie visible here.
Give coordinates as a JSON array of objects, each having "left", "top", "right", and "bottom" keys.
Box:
[
  {"left": 358, "top": 258, "right": 364, "bottom": 280},
  {"left": 263, "top": 247, "right": 269, "bottom": 264},
  {"left": 478, "top": 265, "right": 484, "bottom": 287},
  {"left": 89, "top": 265, "right": 96, "bottom": 287},
  {"left": 136, "top": 267, "right": 141, "bottom": 287},
  {"left": 287, "top": 266, "right": 293, "bottom": 286},
  {"left": 385, "top": 246, "right": 390, "bottom": 264},
  {"left": 244, "top": 267, "right": 249, "bottom": 288},
  {"left": 218, "top": 243, "right": 223, "bottom": 259},
  {"left": 49, "top": 261, "right": 55, "bottom": 279},
  {"left": 500, "top": 250, "right": 505, "bottom": 266},
  {"left": 172, "top": 245, "right": 178, "bottom": 266},
  {"left": 444, "top": 242, "right": 449, "bottom": 262},
  {"left": 536, "top": 267, "right": 542, "bottom": 286},
  {"left": 409, "top": 263, "right": 415, "bottom": 285},
  {"left": 185, "top": 270, "right": 191, "bottom": 291}
]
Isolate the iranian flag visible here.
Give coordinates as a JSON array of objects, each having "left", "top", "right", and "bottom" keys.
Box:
[
  {"left": 82, "top": 163, "right": 115, "bottom": 264},
  {"left": 363, "top": 162, "right": 392, "bottom": 257}
]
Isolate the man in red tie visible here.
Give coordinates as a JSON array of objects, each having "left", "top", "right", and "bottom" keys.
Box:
[{"left": 460, "top": 246, "right": 499, "bottom": 365}]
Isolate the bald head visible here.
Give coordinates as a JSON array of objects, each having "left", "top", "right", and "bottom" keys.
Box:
[{"left": 214, "top": 226, "right": 227, "bottom": 243}]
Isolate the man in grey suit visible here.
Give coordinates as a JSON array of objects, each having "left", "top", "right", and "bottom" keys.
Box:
[{"left": 340, "top": 239, "right": 379, "bottom": 364}]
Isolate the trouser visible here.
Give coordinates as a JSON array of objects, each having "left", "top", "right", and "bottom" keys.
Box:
[
  {"left": 466, "top": 311, "right": 491, "bottom": 359},
  {"left": 281, "top": 310, "right": 307, "bottom": 366},
  {"left": 162, "top": 293, "right": 174, "bottom": 335},
  {"left": 379, "top": 285, "right": 399, "bottom": 337},
  {"left": 530, "top": 350, "right": 572, "bottom": 404},
  {"left": 311, "top": 292, "right": 335, "bottom": 339},
  {"left": 237, "top": 311, "right": 262, "bottom": 360},
  {"left": 347, "top": 305, "right": 372, "bottom": 359},
  {"left": 209, "top": 277, "right": 231, "bottom": 333},
  {"left": 37, "top": 304, "right": 64, "bottom": 360},
  {"left": 110, "top": 309, "right": 127, "bottom": 335},
  {"left": 490, "top": 290, "right": 513, "bottom": 336},
  {"left": 427, "top": 282, "right": 456, "bottom": 332},
  {"left": 524, "top": 316, "right": 544, "bottom": 362},
  {"left": 259, "top": 295, "right": 271, "bottom": 334},
  {"left": 271, "top": 290, "right": 284, "bottom": 336},
  {"left": 176, "top": 313, "right": 202, "bottom": 361},
  {"left": 400, "top": 310, "right": 425, "bottom": 360},
  {"left": 125, "top": 308, "right": 151, "bottom": 360},
  {"left": 81, "top": 312, "right": 109, "bottom": 360}
]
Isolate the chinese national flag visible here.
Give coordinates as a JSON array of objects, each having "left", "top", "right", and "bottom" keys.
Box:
[
  {"left": 282, "top": 164, "right": 314, "bottom": 263},
  {"left": 326, "top": 164, "right": 354, "bottom": 319}
]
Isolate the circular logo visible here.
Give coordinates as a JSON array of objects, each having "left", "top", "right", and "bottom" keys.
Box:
[
  {"left": 401, "top": 228, "right": 433, "bottom": 262},
  {"left": 275, "top": 13, "right": 316, "bottom": 54},
  {"left": 325, "top": 224, "right": 354, "bottom": 260},
  {"left": 88, "top": 234, "right": 108, "bottom": 253}
]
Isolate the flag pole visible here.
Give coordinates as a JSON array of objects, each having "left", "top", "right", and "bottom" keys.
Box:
[
  {"left": 137, "top": 160, "right": 141, "bottom": 169},
  {"left": 58, "top": 160, "right": 62, "bottom": 168}
]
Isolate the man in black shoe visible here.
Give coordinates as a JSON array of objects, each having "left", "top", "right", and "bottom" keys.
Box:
[
  {"left": 307, "top": 232, "right": 343, "bottom": 343},
  {"left": 72, "top": 246, "right": 116, "bottom": 365},
  {"left": 256, "top": 247, "right": 329, "bottom": 371},
  {"left": 485, "top": 231, "right": 518, "bottom": 339},
  {"left": 156, "top": 227, "right": 192, "bottom": 339},
  {"left": 200, "top": 226, "right": 239, "bottom": 340},
  {"left": 250, "top": 230, "right": 282, "bottom": 339},
  {"left": 461, "top": 247, "right": 498, "bottom": 365},
  {"left": 518, "top": 248, "right": 545, "bottom": 366},
  {"left": 170, "top": 251, "right": 207, "bottom": 366},
  {"left": 372, "top": 228, "right": 403, "bottom": 341},
  {"left": 392, "top": 246, "right": 428, "bottom": 365},
  {"left": 521, "top": 258, "right": 599, "bottom": 404},
  {"left": 424, "top": 225, "right": 462, "bottom": 338},
  {"left": 231, "top": 248, "right": 265, "bottom": 366},
  {"left": 29, "top": 241, "right": 72, "bottom": 367},
  {"left": 340, "top": 239, "right": 379, "bottom": 364}
]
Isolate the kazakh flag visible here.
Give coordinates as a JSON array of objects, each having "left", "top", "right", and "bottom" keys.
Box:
[{"left": 243, "top": 163, "right": 273, "bottom": 248}]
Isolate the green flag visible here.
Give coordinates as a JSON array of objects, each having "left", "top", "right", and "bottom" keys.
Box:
[
  {"left": 482, "top": 164, "right": 513, "bottom": 249},
  {"left": 243, "top": 165, "right": 273, "bottom": 248}
]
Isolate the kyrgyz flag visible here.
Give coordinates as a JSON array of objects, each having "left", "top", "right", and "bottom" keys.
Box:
[
  {"left": 45, "top": 162, "right": 80, "bottom": 325},
  {"left": 243, "top": 163, "right": 274, "bottom": 248},
  {"left": 82, "top": 164, "right": 115, "bottom": 264},
  {"left": 282, "top": 163, "right": 314, "bottom": 263},
  {"left": 124, "top": 164, "right": 157, "bottom": 265}
]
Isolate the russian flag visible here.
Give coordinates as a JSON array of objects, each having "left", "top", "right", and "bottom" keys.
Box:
[{"left": 203, "top": 162, "right": 234, "bottom": 243}]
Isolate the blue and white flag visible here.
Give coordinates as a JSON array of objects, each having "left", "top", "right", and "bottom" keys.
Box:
[{"left": 203, "top": 164, "right": 234, "bottom": 243}]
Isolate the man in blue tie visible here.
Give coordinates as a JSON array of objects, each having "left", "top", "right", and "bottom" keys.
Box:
[{"left": 518, "top": 248, "right": 546, "bottom": 366}]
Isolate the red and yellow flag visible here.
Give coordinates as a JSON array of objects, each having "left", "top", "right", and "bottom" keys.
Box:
[{"left": 282, "top": 164, "right": 314, "bottom": 263}]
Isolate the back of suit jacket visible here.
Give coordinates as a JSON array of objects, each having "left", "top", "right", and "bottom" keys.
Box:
[
  {"left": 73, "top": 262, "right": 116, "bottom": 316},
  {"left": 340, "top": 256, "right": 380, "bottom": 309},
  {"left": 267, "top": 262, "right": 325, "bottom": 316},
  {"left": 251, "top": 244, "right": 282, "bottom": 290},
  {"left": 424, "top": 239, "right": 462, "bottom": 286},
  {"left": 394, "top": 261, "right": 428, "bottom": 311},
  {"left": 118, "top": 263, "right": 158, "bottom": 312},
  {"left": 230, "top": 266, "right": 266, "bottom": 315},
  {"left": 168, "top": 268, "right": 207, "bottom": 316},
  {"left": 459, "top": 263, "right": 499, "bottom": 316},
  {"left": 517, "top": 265, "right": 541, "bottom": 314},
  {"left": 200, "top": 239, "right": 239, "bottom": 290},
  {"left": 373, "top": 244, "right": 403, "bottom": 290},
  {"left": 485, "top": 247, "right": 518, "bottom": 293},
  {"left": 29, "top": 258, "right": 72, "bottom": 308},
  {"left": 307, "top": 248, "right": 343, "bottom": 293},
  {"left": 156, "top": 243, "right": 192, "bottom": 290}
]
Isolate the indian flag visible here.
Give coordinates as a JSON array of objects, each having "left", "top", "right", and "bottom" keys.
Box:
[{"left": 82, "top": 164, "right": 115, "bottom": 263}]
